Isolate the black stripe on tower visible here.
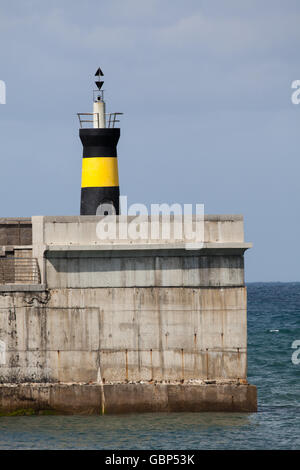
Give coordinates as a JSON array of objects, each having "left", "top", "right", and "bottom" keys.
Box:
[
  {"left": 80, "top": 187, "right": 120, "bottom": 215},
  {"left": 80, "top": 128, "right": 120, "bottom": 215},
  {"left": 80, "top": 128, "right": 120, "bottom": 158}
]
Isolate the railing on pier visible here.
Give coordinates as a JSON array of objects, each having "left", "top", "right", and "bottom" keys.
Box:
[
  {"left": 0, "top": 257, "right": 40, "bottom": 285},
  {"left": 77, "top": 112, "right": 123, "bottom": 129}
]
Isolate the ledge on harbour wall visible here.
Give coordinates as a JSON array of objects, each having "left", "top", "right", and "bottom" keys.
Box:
[
  {"left": 0, "top": 382, "right": 257, "bottom": 415},
  {"left": 0, "top": 284, "right": 46, "bottom": 292}
]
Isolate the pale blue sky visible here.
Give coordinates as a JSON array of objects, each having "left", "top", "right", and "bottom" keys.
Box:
[{"left": 0, "top": 0, "right": 299, "bottom": 281}]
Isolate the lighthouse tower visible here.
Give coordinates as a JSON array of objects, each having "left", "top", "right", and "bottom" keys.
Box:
[{"left": 78, "top": 68, "right": 122, "bottom": 215}]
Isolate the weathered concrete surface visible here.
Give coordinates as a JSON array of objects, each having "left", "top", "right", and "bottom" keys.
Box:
[
  {"left": 0, "top": 383, "right": 257, "bottom": 414},
  {"left": 0, "top": 287, "right": 247, "bottom": 384},
  {"left": 33, "top": 215, "right": 246, "bottom": 246},
  {"left": 46, "top": 252, "right": 245, "bottom": 288},
  {"left": 31, "top": 215, "right": 252, "bottom": 286}
]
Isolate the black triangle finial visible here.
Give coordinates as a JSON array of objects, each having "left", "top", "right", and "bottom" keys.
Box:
[
  {"left": 95, "top": 67, "right": 104, "bottom": 77},
  {"left": 95, "top": 81, "right": 104, "bottom": 90}
]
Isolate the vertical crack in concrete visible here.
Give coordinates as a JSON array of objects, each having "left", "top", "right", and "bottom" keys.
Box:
[
  {"left": 135, "top": 288, "right": 142, "bottom": 377},
  {"left": 39, "top": 305, "right": 47, "bottom": 382},
  {"left": 97, "top": 306, "right": 105, "bottom": 414},
  {"left": 157, "top": 287, "right": 165, "bottom": 381}
]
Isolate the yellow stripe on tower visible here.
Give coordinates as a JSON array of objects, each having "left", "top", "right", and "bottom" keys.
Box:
[{"left": 81, "top": 157, "right": 119, "bottom": 188}]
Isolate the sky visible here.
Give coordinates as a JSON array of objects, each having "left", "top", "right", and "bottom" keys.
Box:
[{"left": 0, "top": 0, "right": 299, "bottom": 282}]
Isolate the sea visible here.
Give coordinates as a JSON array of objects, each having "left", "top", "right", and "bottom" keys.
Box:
[{"left": 0, "top": 282, "right": 299, "bottom": 450}]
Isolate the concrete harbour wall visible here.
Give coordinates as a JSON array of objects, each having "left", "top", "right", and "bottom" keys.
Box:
[{"left": 0, "top": 215, "right": 256, "bottom": 413}]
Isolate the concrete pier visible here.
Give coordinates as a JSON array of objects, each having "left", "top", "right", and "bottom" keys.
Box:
[{"left": 0, "top": 215, "right": 256, "bottom": 414}]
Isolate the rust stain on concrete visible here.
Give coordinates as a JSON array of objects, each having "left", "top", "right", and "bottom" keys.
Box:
[
  {"left": 125, "top": 349, "right": 128, "bottom": 382},
  {"left": 150, "top": 349, "right": 153, "bottom": 381},
  {"left": 206, "top": 348, "right": 209, "bottom": 379}
]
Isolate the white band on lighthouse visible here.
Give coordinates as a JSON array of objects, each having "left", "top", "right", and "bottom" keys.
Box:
[{"left": 93, "top": 100, "right": 106, "bottom": 129}]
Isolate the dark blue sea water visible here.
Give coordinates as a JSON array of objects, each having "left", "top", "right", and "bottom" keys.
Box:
[{"left": 0, "top": 283, "right": 299, "bottom": 450}]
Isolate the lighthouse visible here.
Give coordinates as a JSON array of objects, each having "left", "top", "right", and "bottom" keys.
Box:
[{"left": 78, "top": 68, "right": 122, "bottom": 215}]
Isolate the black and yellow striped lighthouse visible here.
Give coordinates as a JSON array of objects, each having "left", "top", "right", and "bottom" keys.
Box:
[{"left": 79, "top": 68, "right": 122, "bottom": 215}]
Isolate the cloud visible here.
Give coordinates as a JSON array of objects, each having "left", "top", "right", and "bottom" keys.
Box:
[{"left": 156, "top": 10, "right": 300, "bottom": 59}]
